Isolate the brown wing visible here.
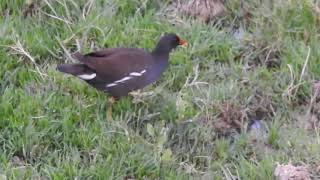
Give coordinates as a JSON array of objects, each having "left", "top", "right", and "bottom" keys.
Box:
[{"left": 76, "top": 48, "right": 154, "bottom": 83}]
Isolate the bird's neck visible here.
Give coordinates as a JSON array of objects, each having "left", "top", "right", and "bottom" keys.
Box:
[
  {"left": 151, "top": 41, "right": 174, "bottom": 74},
  {"left": 151, "top": 51, "right": 169, "bottom": 71},
  {"left": 151, "top": 46, "right": 169, "bottom": 74},
  {"left": 151, "top": 42, "right": 172, "bottom": 60}
]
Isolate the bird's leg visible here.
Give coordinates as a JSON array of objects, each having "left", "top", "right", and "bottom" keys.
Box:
[{"left": 107, "top": 96, "right": 116, "bottom": 121}]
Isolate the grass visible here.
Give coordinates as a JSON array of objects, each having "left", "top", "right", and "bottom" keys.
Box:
[{"left": 1, "top": 0, "right": 320, "bottom": 179}]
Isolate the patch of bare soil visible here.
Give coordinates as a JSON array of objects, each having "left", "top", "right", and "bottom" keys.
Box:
[
  {"left": 293, "top": 81, "right": 320, "bottom": 131},
  {"left": 313, "top": 81, "right": 320, "bottom": 103},
  {"left": 247, "top": 91, "right": 276, "bottom": 120},
  {"left": 274, "top": 163, "right": 310, "bottom": 180},
  {"left": 212, "top": 102, "right": 244, "bottom": 136},
  {"left": 166, "top": 0, "right": 226, "bottom": 23},
  {"left": 23, "top": 0, "right": 40, "bottom": 17}
]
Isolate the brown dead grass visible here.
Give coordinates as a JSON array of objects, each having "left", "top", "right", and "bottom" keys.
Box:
[
  {"left": 168, "top": 0, "right": 226, "bottom": 23},
  {"left": 293, "top": 107, "right": 320, "bottom": 132},
  {"left": 313, "top": 81, "right": 320, "bottom": 102},
  {"left": 293, "top": 81, "right": 320, "bottom": 131},
  {"left": 23, "top": 0, "right": 40, "bottom": 17},
  {"left": 247, "top": 91, "right": 276, "bottom": 120},
  {"left": 274, "top": 163, "right": 310, "bottom": 180},
  {"left": 213, "top": 102, "right": 244, "bottom": 136}
]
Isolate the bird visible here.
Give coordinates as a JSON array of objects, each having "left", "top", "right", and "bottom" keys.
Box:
[{"left": 57, "top": 33, "right": 188, "bottom": 119}]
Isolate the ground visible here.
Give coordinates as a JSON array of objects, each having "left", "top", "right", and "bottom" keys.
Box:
[{"left": 1, "top": 0, "right": 320, "bottom": 179}]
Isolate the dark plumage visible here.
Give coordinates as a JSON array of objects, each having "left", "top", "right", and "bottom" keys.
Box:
[{"left": 57, "top": 33, "right": 187, "bottom": 98}]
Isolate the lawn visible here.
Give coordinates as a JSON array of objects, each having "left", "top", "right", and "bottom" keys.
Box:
[{"left": 1, "top": 0, "right": 320, "bottom": 179}]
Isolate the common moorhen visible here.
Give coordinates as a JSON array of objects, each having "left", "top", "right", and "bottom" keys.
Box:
[{"left": 57, "top": 33, "right": 188, "bottom": 98}]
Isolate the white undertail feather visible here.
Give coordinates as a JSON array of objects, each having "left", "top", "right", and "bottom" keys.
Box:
[
  {"left": 77, "top": 73, "right": 96, "bottom": 80},
  {"left": 140, "top": 70, "right": 146, "bottom": 74}
]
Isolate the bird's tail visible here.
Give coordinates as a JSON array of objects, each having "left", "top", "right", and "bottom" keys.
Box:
[
  {"left": 71, "top": 51, "right": 84, "bottom": 61},
  {"left": 57, "top": 63, "right": 93, "bottom": 76}
]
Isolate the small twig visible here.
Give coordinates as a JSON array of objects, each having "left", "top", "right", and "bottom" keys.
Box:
[
  {"left": 42, "top": 0, "right": 73, "bottom": 31},
  {"left": 141, "top": 112, "right": 161, "bottom": 122},
  {"left": 299, "top": 46, "right": 311, "bottom": 84},
  {"left": 306, "top": 80, "right": 320, "bottom": 120},
  {"left": 8, "top": 38, "right": 46, "bottom": 80},
  {"left": 288, "top": 64, "right": 295, "bottom": 88},
  {"left": 293, "top": 46, "right": 311, "bottom": 97},
  {"left": 282, "top": 64, "right": 295, "bottom": 102},
  {"left": 40, "top": 10, "right": 72, "bottom": 25},
  {"left": 221, "top": 165, "right": 237, "bottom": 180},
  {"left": 43, "top": 0, "right": 59, "bottom": 17},
  {"left": 184, "top": 63, "right": 210, "bottom": 87},
  {"left": 55, "top": 36, "right": 74, "bottom": 62},
  {"left": 75, "top": 39, "right": 82, "bottom": 51},
  {"left": 62, "top": 0, "right": 71, "bottom": 20},
  {"left": 44, "top": 46, "right": 61, "bottom": 59},
  {"left": 9, "top": 39, "right": 35, "bottom": 63},
  {"left": 31, "top": 116, "right": 47, "bottom": 119},
  {"left": 82, "top": 0, "right": 94, "bottom": 20},
  {"left": 68, "top": 0, "right": 78, "bottom": 10}
]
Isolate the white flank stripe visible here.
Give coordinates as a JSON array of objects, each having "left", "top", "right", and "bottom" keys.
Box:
[
  {"left": 106, "top": 83, "right": 117, "bottom": 87},
  {"left": 140, "top": 70, "right": 146, "bottom": 74},
  {"left": 130, "top": 72, "right": 142, "bottom": 76},
  {"left": 115, "top": 76, "right": 132, "bottom": 83},
  {"left": 105, "top": 70, "right": 147, "bottom": 88},
  {"left": 77, "top": 73, "right": 96, "bottom": 80}
]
